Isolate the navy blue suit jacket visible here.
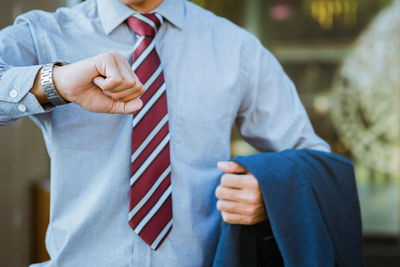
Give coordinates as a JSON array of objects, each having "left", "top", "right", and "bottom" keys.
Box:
[{"left": 213, "top": 149, "right": 364, "bottom": 267}]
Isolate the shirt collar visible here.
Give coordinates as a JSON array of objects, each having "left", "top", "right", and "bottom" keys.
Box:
[{"left": 97, "top": 0, "right": 185, "bottom": 35}]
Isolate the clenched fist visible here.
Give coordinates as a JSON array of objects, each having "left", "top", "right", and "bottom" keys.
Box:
[
  {"left": 32, "top": 52, "right": 145, "bottom": 114},
  {"left": 215, "top": 161, "right": 268, "bottom": 225}
]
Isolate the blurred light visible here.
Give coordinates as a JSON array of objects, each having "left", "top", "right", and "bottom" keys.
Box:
[
  {"left": 270, "top": 4, "right": 292, "bottom": 21},
  {"left": 313, "top": 94, "right": 330, "bottom": 114},
  {"left": 303, "top": 0, "right": 358, "bottom": 30}
]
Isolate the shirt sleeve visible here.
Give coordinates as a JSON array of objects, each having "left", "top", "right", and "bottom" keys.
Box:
[
  {"left": 236, "top": 36, "right": 330, "bottom": 152},
  {"left": 0, "top": 17, "right": 47, "bottom": 126}
]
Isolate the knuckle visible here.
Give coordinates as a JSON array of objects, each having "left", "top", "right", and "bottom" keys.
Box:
[
  {"left": 239, "top": 215, "right": 251, "bottom": 225},
  {"left": 245, "top": 206, "right": 256, "bottom": 215},
  {"left": 111, "top": 77, "right": 123, "bottom": 85},
  {"left": 222, "top": 213, "right": 231, "bottom": 223},
  {"left": 123, "top": 95, "right": 136, "bottom": 102},
  {"left": 127, "top": 79, "right": 136, "bottom": 88},
  {"left": 221, "top": 212, "right": 227, "bottom": 221},
  {"left": 104, "top": 52, "right": 115, "bottom": 60},
  {"left": 116, "top": 52, "right": 124, "bottom": 59},
  {"left": 231, "top": 177, "right": 240, "bottom": 188},
  {"left": 99, "top": 52, "right": 108, "bottom": 59},
  {"left": 220, "top": 174, "right": 228, "bottom": 185},
  {"left": 226, "top": 190, "right": 234, "bottom": 200},
  {"left": 215, "top": 186, "right": 222, "bottom": 198},
  {"left": 101, "top": 83, "right": 112, "bottom": 91},
  {"left": 139, "top": 86, "right": 145, "bottom": 95},
  {"left": 105, "top": 91, "right": 117, "bottom": 99},
  {"left": 109, "top": 51, "right": 118, "bottom": 57},
  {"left": 216, "top": 200, "right": 223, "bottom": 211},
  {"left": 244, "top": 217, "right": 254, "bottom": 225},
  {"left": 248, "top": 177, "right": 258, "bottom": 187},
  {"left": 247, "top": 194, "right": 259, "bottom": 205}
]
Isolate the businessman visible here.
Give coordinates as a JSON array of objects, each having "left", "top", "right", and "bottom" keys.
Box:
[{"left": 0, "top": 0, "right": 329, "bottom": 266}]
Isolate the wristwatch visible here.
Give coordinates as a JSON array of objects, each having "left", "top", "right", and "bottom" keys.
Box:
[{"left": 40, "top": 61, "right": 69, "bottom": 106}]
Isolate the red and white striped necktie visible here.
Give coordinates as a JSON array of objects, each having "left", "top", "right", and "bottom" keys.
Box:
[{"left": 127, "top": 13, "right": 172, "bottom": 250}]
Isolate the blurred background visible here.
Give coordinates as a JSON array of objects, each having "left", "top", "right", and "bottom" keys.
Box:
[{"left": 0, "top": 0, "right": 399, "bottom": 266}]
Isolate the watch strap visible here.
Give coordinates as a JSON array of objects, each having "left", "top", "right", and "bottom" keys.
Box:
[{"left": 40, "top": 61, "right": 69, "bottom": 106}]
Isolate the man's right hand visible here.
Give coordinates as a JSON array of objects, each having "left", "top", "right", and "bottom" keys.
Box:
[{"left": 32, "top": 52, "right": 145, "bottom": 114}]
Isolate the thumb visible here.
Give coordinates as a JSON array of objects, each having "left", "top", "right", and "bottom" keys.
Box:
[
  {"left": 217, "top": 161, "right": 248, "bottom": 174},
  {"left": 108, "top": 98, "right": 143, "bottom": 114},
  {"left": 93, "top": 76, "right": 107, "bottom": 88},
  {"left": 123, "top": 98, "right": 143, "bottom": 113}
]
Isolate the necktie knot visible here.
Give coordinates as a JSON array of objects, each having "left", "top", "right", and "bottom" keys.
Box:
[{"left": 127, "top": 13, "right": 163, "bottom": 38}]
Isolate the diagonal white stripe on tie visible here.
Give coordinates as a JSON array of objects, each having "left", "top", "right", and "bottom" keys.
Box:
[
  {"left": 132, "top": 35, "right": 145, "bottom": 53},
  {"left": 134, "top": 14, "right": 157, "bottom": 32},
  {"left": 144, "top": 65, "right": 162, "bottom": 90},
  {"left": 131, "top": 115, "right": 168, "bottom": 163},
  {"left": 132, "top": 40, "right": 155, "bottom": 71},
  {"left": 130, "top": 133, "right": 170, "bottom": 186},
  {"left": 151, "top": 219, "right": 172, "bottom": 249},
  {"left": 134, "top": 185, "right": 172, "bottom": 233},
  {"left": 132, "top": 83, "right": 166, "bottom": 127},
  {"left": 129, "top": 165, "right": 171, "bottom": 220}
]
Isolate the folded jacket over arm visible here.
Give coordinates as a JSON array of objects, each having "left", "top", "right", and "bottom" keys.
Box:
[{"left": 213, "top": 149, "right": 364, "bottom": 267}]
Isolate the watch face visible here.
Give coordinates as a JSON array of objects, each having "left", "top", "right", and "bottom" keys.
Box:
[{"left": 330, "top": 2, "right": 400, "bottom": 177}]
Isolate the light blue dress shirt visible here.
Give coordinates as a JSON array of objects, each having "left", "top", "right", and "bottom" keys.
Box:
[{"left": 0, "top": 0, "right": 330, "bottom": 266}]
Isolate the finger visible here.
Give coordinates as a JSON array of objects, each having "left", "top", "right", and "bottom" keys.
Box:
[
  {"left": 97, "top": 56, "right": 124, "bottom": 90},
  {"left": 113, "top": 55, "right": 144, "bottom": 93},
  {"left": 217, "top": 199, "right": 259, "bottom": 216},
  {"left": 94, "top": 53, "right": 145, "bottom": 96},
  {"left": 217, "top": 161, "right": 248, "bottom": 174},
  {"left": 215, "top": 185, "right": 246, "bottom": 202},
  {"left": 94, "top": 76, "right": 144, "bottom": 100},
  {"left": 124, "top": 98, "right": 143, "bottom": 113},
  {"left": 93, "top": 75, "right": 125, "bottom": 91},
  {"left": 93, "top": 76, "right": 107, "bottom": 88},
  {"left": 216, "top": 185, "right": 263, "bottom": 205},
  {"left": 220, "top": 173, "right": 257, "bottom": 189},
  {"left": 117, "top": 93, "right": 140, "bottom": 103},
  {"left": 215, "top": 185, "right": 239, "bottom": 201},
  {"left": 95, "top": 52, "right": 123, "bottom": 78},
  {"left": 103, "top": 87, "right": 143, "bottom": 101},
  {"left": 220, "top": 212, "right": 258, "bottom": 225},
  {"left": 221, "top": 212, "right": 267, "bottom": 225}
]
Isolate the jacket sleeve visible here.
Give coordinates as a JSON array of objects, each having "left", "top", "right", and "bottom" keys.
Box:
[{"left": 0, "top": 16, "right": 47, "bottom": 126}]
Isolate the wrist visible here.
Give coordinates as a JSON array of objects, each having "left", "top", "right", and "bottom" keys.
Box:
[
  {"left": 30, "top": 69, "right": 49, "bottom": 105},
  {"left": 52, "top": 65, "right": 69, "bottom": 101}
]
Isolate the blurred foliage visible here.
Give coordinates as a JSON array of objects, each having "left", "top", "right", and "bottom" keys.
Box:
[{"left": 190, "top": 0, "right": 206, "bottom": 7}]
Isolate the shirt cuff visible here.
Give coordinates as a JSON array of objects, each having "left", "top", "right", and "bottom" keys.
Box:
[{"left": 0, "top": 65, "right": 50, "bottom": 123}]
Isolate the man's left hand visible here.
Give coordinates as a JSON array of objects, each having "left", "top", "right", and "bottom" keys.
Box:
[{"left": 215, "top": 161, "right": 268, "bottom": 225}]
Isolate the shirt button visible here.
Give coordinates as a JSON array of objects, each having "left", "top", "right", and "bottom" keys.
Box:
[
  {"left": 10, "top": 89, "right": 18, "bottom": 98},
  {"left": 18, "top": 104, "right": 27, "bottom": 112}
]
